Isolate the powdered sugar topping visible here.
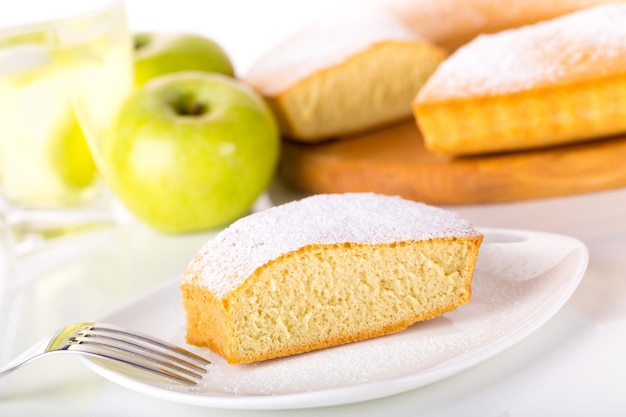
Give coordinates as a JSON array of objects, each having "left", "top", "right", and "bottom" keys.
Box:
[
  {"left": 183, "top": 193, "right": 480, "bottom": 297},
  {"left": 417, "top": 3, "right": 626, "bottom": 102}
]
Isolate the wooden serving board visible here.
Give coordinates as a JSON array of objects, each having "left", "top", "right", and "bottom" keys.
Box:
[{"left": 279, "top": 121, "right": 626, "bottom": 205}]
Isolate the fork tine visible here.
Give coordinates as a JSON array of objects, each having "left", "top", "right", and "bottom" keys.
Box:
[
  {"left": 73, "top": 327, "right": 208, "bottom": 375},
  {"left": 65, "top": 323, "right": 210, "bottom": 385},
  {"left": 65, "top": 342, "right": 201, "bottom": 385},
  {"left": 84, "top": 323, "right": 210, "bottom": 367},
  {"left": 68, "top": 334, "right": 205, "bottom": 378}
]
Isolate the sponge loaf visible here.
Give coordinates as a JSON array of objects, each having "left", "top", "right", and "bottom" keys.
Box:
[{"left": 181, "top": 193, "right": 483, "bottom": 364}]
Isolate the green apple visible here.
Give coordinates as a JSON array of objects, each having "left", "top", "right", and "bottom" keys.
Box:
[
  {"left": 133, "top": 33, "right": 234, "bottom": 87},
  {"left": 102, "top": 71, "right": 280, "bottom": 233}
]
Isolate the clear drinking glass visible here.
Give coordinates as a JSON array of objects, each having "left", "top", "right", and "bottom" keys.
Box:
[{"left": 0, "top": 0, "right": 133, "bottom": 253}]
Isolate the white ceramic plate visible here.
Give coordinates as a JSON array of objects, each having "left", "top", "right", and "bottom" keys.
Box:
[{"left": 84, "top": 227, "right": 588, "bottom": 410}]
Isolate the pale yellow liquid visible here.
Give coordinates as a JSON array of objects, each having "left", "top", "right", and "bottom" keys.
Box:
[{"left": 0, "top": 4, "right": 132, "bottom": 209}]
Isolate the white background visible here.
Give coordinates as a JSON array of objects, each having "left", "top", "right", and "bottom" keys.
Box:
[{"left": 1, "top": 1, "right": 626, "bottom": 416}]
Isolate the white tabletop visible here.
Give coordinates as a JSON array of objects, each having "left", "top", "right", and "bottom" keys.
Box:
[{"left": 2, "top": 1, "right": 626, "bottom": 416}]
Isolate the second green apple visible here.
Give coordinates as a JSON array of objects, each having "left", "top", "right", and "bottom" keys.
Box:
[{"left": 133, "top": 32, "right": 234, "bottom": 86}]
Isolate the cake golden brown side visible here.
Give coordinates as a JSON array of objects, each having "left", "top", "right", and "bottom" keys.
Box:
[
  {"left": 413, "top": 3, "right": 626, "bottom": 156},
  {"left": 180, "top": 193, "right": 483, "bottom": 364}
]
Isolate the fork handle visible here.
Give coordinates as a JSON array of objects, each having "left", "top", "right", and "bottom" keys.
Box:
[{"left": 0, "top": 338, "right": 50, "bottom": 378}]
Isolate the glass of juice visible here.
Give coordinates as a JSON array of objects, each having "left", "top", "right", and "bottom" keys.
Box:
[{"left": 0, "top": 0, "right": 133, "bottom": 252}]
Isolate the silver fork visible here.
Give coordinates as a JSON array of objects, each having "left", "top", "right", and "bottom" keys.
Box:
[{"left": 0, "top": 322, "right": 210, "bottom": 385}]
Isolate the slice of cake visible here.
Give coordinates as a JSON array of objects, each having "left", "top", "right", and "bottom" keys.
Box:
[
  {"left": 413, "top": 3, "right": 626, "bottom": 155},
  {"left": 180, "top": 193, "right": 483, "bottom": 364},
  {"left": 244, "top": 6, "right": 448, "bottom": 142}
]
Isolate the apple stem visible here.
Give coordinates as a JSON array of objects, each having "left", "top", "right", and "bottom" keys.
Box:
[
  {"left": 170, "top": 97, "right": 208, "bottom": 117},
  {"left": 186, "top": 103, "right": 207, "bottom": 116}
]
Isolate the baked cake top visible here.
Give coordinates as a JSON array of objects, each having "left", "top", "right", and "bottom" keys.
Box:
[
  {"left": 182, "top": 193, "right": 481, "bottom": 298},
  {"left": 417, "top": 3, "right": 626, "bottom": 102}
]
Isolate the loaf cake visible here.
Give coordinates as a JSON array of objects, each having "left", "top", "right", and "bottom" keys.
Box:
[
  {"left": 413, "top": 3, "right": 626, "bottom": 155},
  {"left": 180, "top": 193, "right": 483, "bottom": 364},
  {"left": 244, "top": 5, "right": 448, "bottom": 142}
]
